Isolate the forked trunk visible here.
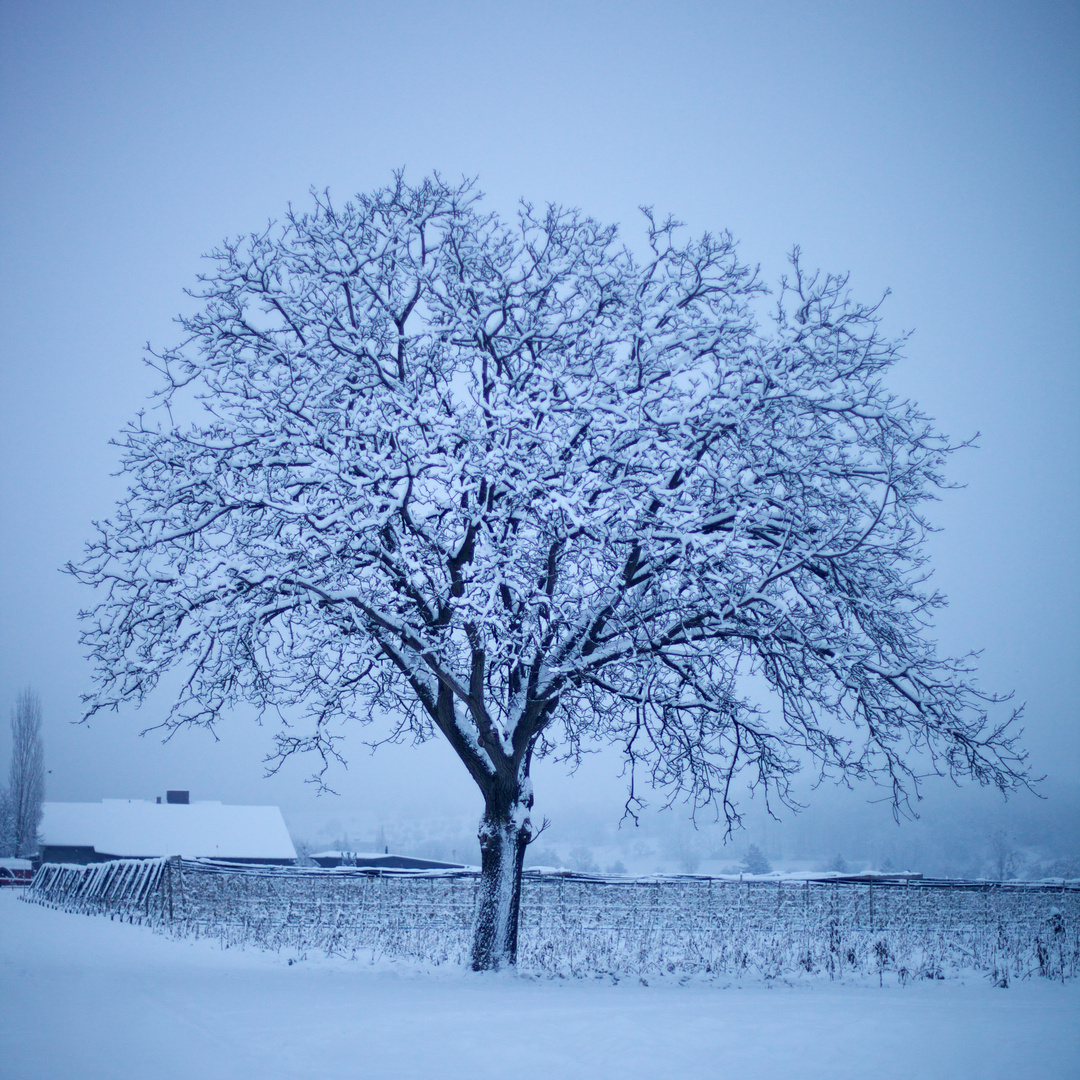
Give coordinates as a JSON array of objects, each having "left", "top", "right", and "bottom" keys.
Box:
[{"left": 470, "top": 804, "right": 530, "bottom": 970}]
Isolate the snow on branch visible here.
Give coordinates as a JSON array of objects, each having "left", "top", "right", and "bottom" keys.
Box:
[{"left": 69, "top": 173, "right": 1028, "bottom": 819}]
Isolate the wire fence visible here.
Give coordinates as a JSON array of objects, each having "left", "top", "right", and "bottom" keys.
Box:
[{"left": 25, "top": 859, "right": 1080, "bottom": 983}]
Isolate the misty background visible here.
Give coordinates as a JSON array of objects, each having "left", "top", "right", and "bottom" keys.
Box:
[{"left": 1, "top": 0, "right": 1076, "bottom": 878}]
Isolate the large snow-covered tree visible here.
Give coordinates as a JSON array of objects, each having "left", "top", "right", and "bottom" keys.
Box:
[{"left": 71, "top": 174, "right": 1026, "bottom": 968}]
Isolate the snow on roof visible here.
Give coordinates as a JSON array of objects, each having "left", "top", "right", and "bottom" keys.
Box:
[
  {"left": 41, "top": 800, "right": 297, "bottom": 861},
  {"left": 310, "top": 850, "right": 388, "bottom": 859}
]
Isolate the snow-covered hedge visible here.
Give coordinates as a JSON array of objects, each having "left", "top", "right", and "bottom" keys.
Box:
[{"left": 26, "top": 859, "right": 1079, "bottom": 983}]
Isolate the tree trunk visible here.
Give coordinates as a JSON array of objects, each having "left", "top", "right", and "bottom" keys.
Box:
[{"left": 470, "top": 801, "right": 530, "bottom": 971}]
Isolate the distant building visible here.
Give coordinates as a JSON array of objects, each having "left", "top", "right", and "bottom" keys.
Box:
[
  {"left": 309, "top": 850, "right": 464, "bottom": 871},
  {"left": 0, "top": 858, "right": 33, "bottom": 885},
  {"left": 39, "top": 791, "right": 297, "bottom": 865}
]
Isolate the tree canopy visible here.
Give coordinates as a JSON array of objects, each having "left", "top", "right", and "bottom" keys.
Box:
[{"left": 71, "top": 173, "right": 1027, "bottom": 966}]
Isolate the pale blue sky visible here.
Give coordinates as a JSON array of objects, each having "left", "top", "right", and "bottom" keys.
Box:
[{"left": 1, "top": 0, "right": 1076, "bottom": 844}]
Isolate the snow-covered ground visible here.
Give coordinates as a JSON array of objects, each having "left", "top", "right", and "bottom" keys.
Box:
[{"left": 1, "top": 892, "right": 1077, "bottom": 1080}]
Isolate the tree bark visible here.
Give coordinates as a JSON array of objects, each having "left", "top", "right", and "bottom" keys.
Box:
[{"left": 470, "top": 793, "right": 530, "bottom": 971}]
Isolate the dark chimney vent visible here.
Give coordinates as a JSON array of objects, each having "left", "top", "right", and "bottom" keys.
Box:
[{"left": 166, "top": 790, "right": 189, "bottom": 804}]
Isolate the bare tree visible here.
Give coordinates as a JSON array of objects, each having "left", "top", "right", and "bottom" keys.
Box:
[
  {"left": 0, "top": 786, "right": 14, "bottom": 859},
  {"left": 70, "top": 173, "right": 1028, "bottom": 968},
  {"left": 8, "top": 689, "right": 45, "bottom": 858},
  {"left": 988, "top": 828, "right": 1022, "bottom": 881}
]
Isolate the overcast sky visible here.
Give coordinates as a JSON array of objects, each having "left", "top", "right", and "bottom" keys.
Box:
[{"left": 1, "top": 0, "right": 1076, "bottom": 847}]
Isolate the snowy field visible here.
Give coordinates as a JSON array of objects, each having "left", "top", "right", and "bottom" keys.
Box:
[{"left": 1, "top": 891, "right": 1077, "bottom": 1080}]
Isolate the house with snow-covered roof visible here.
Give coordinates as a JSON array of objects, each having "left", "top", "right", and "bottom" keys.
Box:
[{"left": 39, "top": 791, "right": 297, "bottom": 866}]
